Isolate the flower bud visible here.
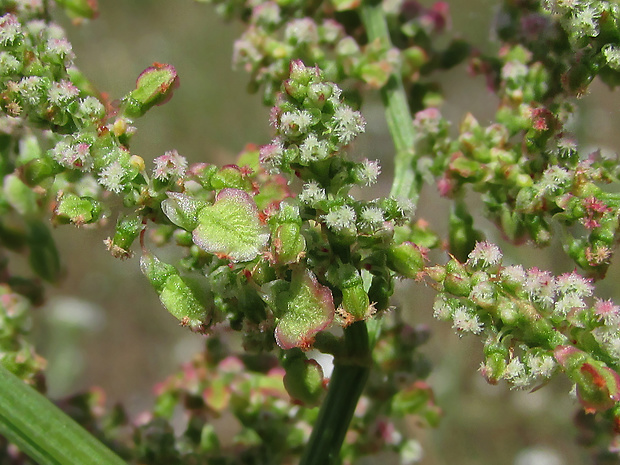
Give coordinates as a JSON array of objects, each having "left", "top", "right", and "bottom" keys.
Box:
[
  {"left": 401, "top": 46, "right": 428, "bottom": 74},
  {"left": 443, "top": 258, "right": 472, "bottom": 297},
  {"left": 448, "top": 156, "right": 484, "bottom": 182},
  {"left": 525, "top": 215, "right": 551, "bottom": 246},
  {"left": 21, "top": 158, "right": 60, "bottom": 186},
  {"left": 469, "top": 280, "right": 497, "bottom": 309},
  {"left": 515, "top": 186, "right": 541, "bottom": 213},
  {"left": 332, "top": 265, "right": 370, "bottom": 321},
  {"left": 368, "top": 274, "right": 393, "bottom": 312},
  {"left": 173, "top": 229, "right": 193, "bottom": 247}
]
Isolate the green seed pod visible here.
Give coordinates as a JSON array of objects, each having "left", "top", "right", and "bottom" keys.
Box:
[
  {"left": 21, "top": 158, "right": 60, "bottom": 186},
  {"left": 368, "top": 274, "right": 393, "bottom": 312},
  {"left": 161, "top": 192, "right": 206, "bottom": 232},
  {"left": 481, "top": 341, "right": 508, "bottom": 384},
  {"left": 448, "top": 156, "right": 484, "bottom": 182},
  {"left": 274, "top": 268, "right": 335, "bottom": 350},
  {"left": 141, "top": 253, "right": 208, "bottom": 331},
  {"left": 443, "top": 258, "right": 472, "bottom": 297},
  {"left": 387, "top": 242, "right": 425, "bottom": 279},
  {"left": 0, "top": 214, "right": 28, "bottom": 252},
  {"left": 335, "top": 266, "right": 370, "bottom": 321},
  {"left": 274, "top": 222, "right": 306, "bottom": 263},
  {"left": 282, "top": 350, "right": 325, "bottom": 407},
  {"left": 245, "top": 259, "right": 276, "bottom": 287},
  {"left": 140, "top": 253, "right": 177, "bottom": 293},
  {"left": 122, "top": 63, "right": 179, "bottom": 119},
  {"left": 159, "top": 274, "right": 208, "bottom": 332},
  {"left": 555, "top": 345, "right": 620, "bottom": 412}
]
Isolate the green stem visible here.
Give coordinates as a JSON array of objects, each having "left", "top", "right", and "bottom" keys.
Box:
[
  {"left": 359, "top": 1, "right": 420, "bottom": 202},
  {"left": 0, "top": 364, "right": 127, "bottom": 465},
  {"left": 299, "top": 321, "right": 370, "bottom": 465},
  {"left": 300, "top": 5, "right": 418, "bottom": 463}
]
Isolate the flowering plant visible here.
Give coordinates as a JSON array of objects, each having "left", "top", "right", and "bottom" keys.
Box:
[{"left": 2, "top": 0, "right": 620, "bottom": 463}]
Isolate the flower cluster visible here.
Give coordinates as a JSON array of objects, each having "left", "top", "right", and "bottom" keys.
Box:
[
  {"left": 415, "top": 39, "right": 620, "bottom": 277},
  {"left": 138, "top": 62, "right": 425, "bottom": 353},
  {"left": 429, "top": 240, "right": 620, "bottom": 417},
  {"left": 201, "top": 0, "right": 465, "bottom": 106}
]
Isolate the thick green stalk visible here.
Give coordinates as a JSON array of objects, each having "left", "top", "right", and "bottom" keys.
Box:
[
  {"left": 0, "top": 364, "right": 127, "bottom": 465},
  {"left": 299, "top": 321, "right": 370, "bottom": 465},
  {"left": 359, "top": 1, "right": 420, "bottom": 202}
]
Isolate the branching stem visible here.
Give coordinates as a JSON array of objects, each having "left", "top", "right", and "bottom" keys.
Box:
[
  {"left": 359, "top": 1, "right": 420, "bottom": 203},
  {"left": 300, "top": 3, "right": 418, "bottom": 463}
]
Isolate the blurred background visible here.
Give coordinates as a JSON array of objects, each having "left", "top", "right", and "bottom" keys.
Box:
[{"left": 33, "top": 0, "right": 620, "bottom": 463}]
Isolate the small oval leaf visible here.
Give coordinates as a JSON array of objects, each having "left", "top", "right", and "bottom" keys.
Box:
[
  {"left": 275, "top": 268, "right": 335, "bottom": 350},
  {"left": 192, "top": 188, "right": 269, "bottom": 262}
]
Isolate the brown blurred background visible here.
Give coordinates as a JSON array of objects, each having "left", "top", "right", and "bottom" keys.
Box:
[{"left": 34, "top": 1, "right": 620, "bottom": 463}]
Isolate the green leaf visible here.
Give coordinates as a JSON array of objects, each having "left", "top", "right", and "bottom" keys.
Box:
[
  {"left": 54, "top": 193, "right": 101, "bottom": 225},
  {"left": 0, "top": 364, "right": 127, "bottom": 465},
  {"left": 192, "top": 188, "right": 269, "bottom": 262},
  {"left": 161, "top": 192, "right": 206, "bottom": 231},
  {"left": 275, "top": 268, "right": 335, "bottom": 350}
]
